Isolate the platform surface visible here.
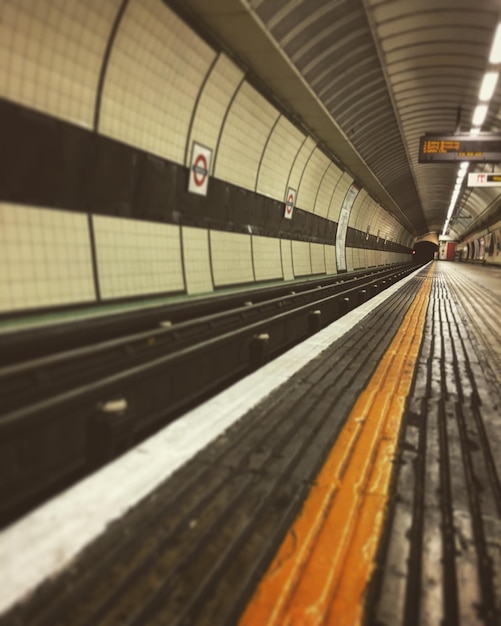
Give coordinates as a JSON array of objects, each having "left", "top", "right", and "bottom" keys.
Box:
[{"left": 1, "top": 261, "right": 500, "bottom": 626}]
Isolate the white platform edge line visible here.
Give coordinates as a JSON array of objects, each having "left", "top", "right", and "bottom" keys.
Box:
[{"left": 0, "top": 263, "right": 429, "bottom": 615}]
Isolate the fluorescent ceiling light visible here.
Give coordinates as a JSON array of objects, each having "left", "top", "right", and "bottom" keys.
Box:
[
  {"left": 472, "top": 104, "right": 488, "bottom": 126},
  {"left": 479, "top": 71, "right": 499, "bottom": 101},
  {"left": 489, "top": 23, "right": 501, "bottom": 63},
  {"left": 459, "top": 161, "right": 469, "bottom": 170},
  {"left": 470, "top": 127, "right": 481, "bottom": 135}
]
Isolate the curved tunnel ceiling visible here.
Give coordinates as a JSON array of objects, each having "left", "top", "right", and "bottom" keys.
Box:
[{"left": 180, "top": 0, "right": 501, "bottom": 240}]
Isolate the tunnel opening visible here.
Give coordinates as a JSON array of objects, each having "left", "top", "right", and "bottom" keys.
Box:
[{"left": 413, "top": 241, "right": 438, "bottom": 264}]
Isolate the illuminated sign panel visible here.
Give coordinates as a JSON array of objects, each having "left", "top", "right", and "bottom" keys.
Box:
[
  {"left": 418, "top": 134, "right": 501, "bottom": 162},
  {"left": 467, "top": 173, "right": 501, "bottom": 187}
]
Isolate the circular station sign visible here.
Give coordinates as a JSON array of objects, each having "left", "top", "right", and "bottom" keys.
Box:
[
  {"left": 188, "top": 142, "right": 212, "bottom": 196},
  {"left": 284, "top": 187, "right": 296, "bottom": 219},
  {"left": 193, "top": 153, "right": 208, "bottom": 187}
]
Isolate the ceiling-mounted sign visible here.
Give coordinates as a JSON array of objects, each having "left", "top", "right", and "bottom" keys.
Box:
[
  {"left": 188, "top": 142, "right": 212, "bottom": 196},
  {"left": 284, "top": 187, "right": 296, "bottom": 219},
  {"left": 418, "top": 133, "right": 501, "bottom": 163},
  {"left": 467, "top": 172, "right": 501, "bottom": 187}
]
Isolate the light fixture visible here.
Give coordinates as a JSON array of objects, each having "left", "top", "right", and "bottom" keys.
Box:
[
  {"left": 489, "top": 23, "right": 501, "bottom": 63},
  {"left": 472, "top": 104, "right": 488, "bottom": 126},
  {"left": 479, "top": 71, "right": 499, "bottom": 101},
  {"left": 441, "top": 24, "right": 501, "bottom": 238}
]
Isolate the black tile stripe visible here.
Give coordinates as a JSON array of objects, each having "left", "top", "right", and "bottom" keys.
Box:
[{"left": 0, "top": 99, "right": 411, "bottom": 255}]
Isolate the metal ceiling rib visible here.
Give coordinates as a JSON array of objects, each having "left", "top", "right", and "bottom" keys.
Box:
[
  {"left": 366, "top": 0, "right": 501, "bottom": 235},
  {"left": 253, "top": 0, "right": 427, "bottom": 235}
]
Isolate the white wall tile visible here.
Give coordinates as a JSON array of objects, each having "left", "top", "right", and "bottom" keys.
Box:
[
  {"left": 257, "top": 116, "right": 305, "bottom": 200},
  {"left": 358, "top": 248, "right": 368, "bottom": 268},
  {"left": 373, "top": 205, "right": 391, "bottom": 240},
  {"left": 349, "top": 189, "right": 368, "bottom": 230},
  {"left": 210, "top": 230, "right": 254, "bottom": 286},
  {"left": 345, "top": 247, "right": 354, "bottom": 272},
  {"left": 0, "top": 0, "right": 120, "bottom": 127},
  {"left": 100, "top": 0, "right": 216, "bottom": 163},
  {"left": 187, "top": 53, "right": 243, "bottom": 171},
  {"left": 292, "top": 240, "right": 311, "bottom": 277},
  {"left": 314, "top": 163, "right": 343, "bottom": 219},
  {"left": 296, "top": 148, "right": 330, "bottom": 214},
  {"left": 93, "top": 215, "right": 184, "bottom": 298},
  {"left": 351, "top": 247, "right": 360, "bottom": 269},
  {"left": 215, "top": 81, "right": 279, "bottom": 191},
  {"left": 310, "top": 242, "right": 326, "bottom": 274},
  {"left": 182, "top": 226, "right": 213, "bottom": 295},
  {"left": 327, "top": 172, "right": 353, "bottom": 222},
  {"left": 359, "top": 197, "right": 371, "bottom": 232},
  {"left": 0, "top": 203, "right": 95, "bottom": 312},
  {"left": 287, "top": 136, "right": 316, "bottom": 198},
  {"left": 325, "top": 244, "right": 337, "bottom": 275},
  {"left": 280, "top": 239, "right": 294, "bottom": 281},
  {"left": 252, "top": 235, "right": 282, "bottom": 281}
]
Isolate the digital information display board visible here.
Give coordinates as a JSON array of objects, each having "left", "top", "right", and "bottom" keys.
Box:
[{"left": 418, "top": 134, "right": 501, "bottom": 163}]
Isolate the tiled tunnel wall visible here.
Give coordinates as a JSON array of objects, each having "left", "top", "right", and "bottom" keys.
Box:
[{"left": 0, "top": 0, "right": 413, "bottom": 314}]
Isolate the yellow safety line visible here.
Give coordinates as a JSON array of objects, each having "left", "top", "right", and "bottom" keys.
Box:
[{"left": 240, "top": 266, "right": 434, "bottom": 626}]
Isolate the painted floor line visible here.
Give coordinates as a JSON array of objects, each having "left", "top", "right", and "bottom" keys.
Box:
[{"left": 240, "top": 265, "right": 434, "bottom": 626}]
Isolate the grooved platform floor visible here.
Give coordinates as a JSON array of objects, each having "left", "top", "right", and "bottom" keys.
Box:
[
  {"left": 1, "top": 262, "right": 500, "bottom": 626},
  {"left": 367, "top": 263, "right": 501, "bottom": 626}
]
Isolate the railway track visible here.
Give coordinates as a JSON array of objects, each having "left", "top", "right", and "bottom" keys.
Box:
[
  {"left": 0, "top": 264, "right": 417, "bottom": 527},
  {"left": 0, "top": 265, "right": 408, "bottom": 365}
]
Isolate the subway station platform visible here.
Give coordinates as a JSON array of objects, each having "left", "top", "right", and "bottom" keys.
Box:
[{"left": 1, "top": 261, "right": 500, "bottom": 626}]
